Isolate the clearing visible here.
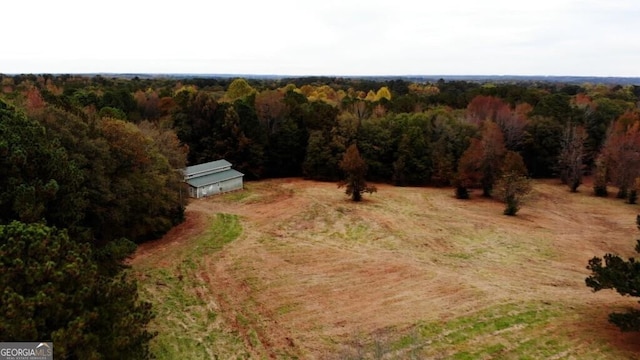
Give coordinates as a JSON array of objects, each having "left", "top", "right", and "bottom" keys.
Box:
[{"left": 131, "top": 178, "right": 640, "bottom": 359}]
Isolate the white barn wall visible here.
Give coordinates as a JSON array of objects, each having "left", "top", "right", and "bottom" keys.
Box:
[
  {"left": 222, "top": 177, "right": 243, "bottom": 192},
  {"left": 195, "top": 177, "right": 243, "bottom": 199}
]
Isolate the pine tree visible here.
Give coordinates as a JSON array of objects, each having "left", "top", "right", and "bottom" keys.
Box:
[
  {"left": 0, "top": 221, "right": 154, "bottom": 359},
  {"left": 586, "top": 216, "right": 640, "bottom": 331}
]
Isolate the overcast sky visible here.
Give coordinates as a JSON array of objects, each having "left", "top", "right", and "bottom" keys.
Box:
[{"left": 3, "top": 0, "right": 639, "bottom": 76}]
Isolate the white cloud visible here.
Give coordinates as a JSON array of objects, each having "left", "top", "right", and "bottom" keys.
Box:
[{"left": 2, "top": 0, "right": 639, "bottom": 76}]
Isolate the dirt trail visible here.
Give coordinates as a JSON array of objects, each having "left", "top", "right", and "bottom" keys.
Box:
[{"left": 131, "top": 178, "right": 640, "bottom": 357}]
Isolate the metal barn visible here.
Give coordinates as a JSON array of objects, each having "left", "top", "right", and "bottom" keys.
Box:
[{"left": 183, "top": 160, "right": 244, "bottom": 198}]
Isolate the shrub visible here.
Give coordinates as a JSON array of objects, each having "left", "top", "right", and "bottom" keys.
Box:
[{"left": 455, "top": 186, "right": 470, "bottom": 199}]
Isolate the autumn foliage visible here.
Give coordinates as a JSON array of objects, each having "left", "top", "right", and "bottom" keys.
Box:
[
  {"left": 338, "top": 144, "right": 377, "bottom": 202},
  {"left": 456, "top": 121, "right": 507, "bottom": 197},
  {"left": 494, "top": 152, "right": 532, "bottom": 215},
  {"left": 599, "top": 118, "right": 640, "bottom": 198}
]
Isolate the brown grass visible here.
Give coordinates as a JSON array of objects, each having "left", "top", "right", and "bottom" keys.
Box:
[{"left": 131, "top": 178, "right": 640, "bottom": 359}]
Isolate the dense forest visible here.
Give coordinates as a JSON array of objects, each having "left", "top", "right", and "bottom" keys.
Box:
[{"left": 1, "top": 73, "right": 639, "bottom": 358}]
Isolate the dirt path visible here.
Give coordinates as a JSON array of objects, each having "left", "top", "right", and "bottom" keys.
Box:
[{"left": 131, "top": 178, "right": 640, "bottom": 358}]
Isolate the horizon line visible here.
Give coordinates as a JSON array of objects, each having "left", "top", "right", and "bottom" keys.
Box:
[
  {"left": 2, "top": 73, "right": 639, "bottom": 85},
  {"left": 3, "top": 72, "right": 639, "bottom": 78}
]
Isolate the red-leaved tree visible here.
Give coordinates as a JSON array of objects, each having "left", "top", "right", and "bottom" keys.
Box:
[
  {"left": 466, "top": 95, "right": 529, "bottom": 150},
  {"left": 339, "top": 144, "right": 377, "bottom": 202},
  {"left": 456, "top": 121, "right": 507, "bottom": 198},
  {"left": 599, "top": 117, "right": 640, "bottom": 199}
]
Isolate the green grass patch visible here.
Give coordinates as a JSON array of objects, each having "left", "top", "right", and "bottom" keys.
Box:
[
  {"left": 346, "top": 223, "right": 369, "bottom": 241},
  {"left": 222, "top": 189, "right": 251, "bottom": 202},
  {"left": 342, "top": 301, "right": 621, "bottom": 359},
  {"left": 444, "top": 252, "right": 474, "bottom": 260},
  {"left": 134, "top": 213, "right": 249, "bottom": 359},
  {"left": 242, "top": 181, "right": 295, "bottom": 204},
  {"left": 276, "top": 302, "right": 298, "bottom": 316},
  {"left": 446, "top": 226, "right": 556, "bottom": 265}
]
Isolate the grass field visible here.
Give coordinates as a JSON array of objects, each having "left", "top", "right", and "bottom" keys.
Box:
[{"left": 131, "top": 179, "right": 640, "bottom": 359}]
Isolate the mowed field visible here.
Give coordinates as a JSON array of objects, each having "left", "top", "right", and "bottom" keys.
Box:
[{"left": 131, "top": 178, "right": 640, "bottom": 359}]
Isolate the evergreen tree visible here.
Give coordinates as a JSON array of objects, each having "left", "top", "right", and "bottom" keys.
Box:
[
  {"left": 593, "top": 154, "right": 609, "bottom": 197},
  {"left": 0, "top": 99, "right": 86, "bottom": 229},
  {"left": 303, "top": 130, "right": 335, "bottom": 180},
  {"left": 0, "top": 221, "right": 154, "bottom": 359},
  {"left": 586, "top": 216, "right": 640, "bottom": 331}
]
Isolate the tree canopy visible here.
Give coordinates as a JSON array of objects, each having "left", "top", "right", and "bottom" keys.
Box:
[
  {"left": 0, "top": 221, "right": 154, "bottom": 359},
  {"left": 338, "top": 144, "right": 377, "bottom": 202},
  {"left": 493, "top": 151, "right": 532, "bottom": 215},
  {"left": 586, "top": 216, "right": 640, "bottom": 332},
  {"left": 0, "top": 83, "right": 187, "bottom": 358}
]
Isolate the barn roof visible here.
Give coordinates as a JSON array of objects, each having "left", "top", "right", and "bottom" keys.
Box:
[
  {"left": 185, "top": 169, "right": 244, "bottom": 188},
  {"left": 184, "top": 159, "right": 232, "bottom": 178}
]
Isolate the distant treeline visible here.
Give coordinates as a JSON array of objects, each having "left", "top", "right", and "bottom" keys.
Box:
[{"left": 2, "top": 73, "right": 639, "bottom": 186}]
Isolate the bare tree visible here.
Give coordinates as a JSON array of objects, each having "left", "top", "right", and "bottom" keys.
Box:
[
  {"left": 497, "top": 103, "right": 530, "bottom": 150},
  {"left": 558, "top": 125, "right": 587, "bottom": 192}
]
